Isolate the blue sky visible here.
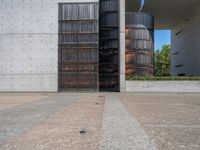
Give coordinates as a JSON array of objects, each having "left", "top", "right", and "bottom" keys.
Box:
[{"left": 154, "top": 30, "right": 171, "bottom": 50}]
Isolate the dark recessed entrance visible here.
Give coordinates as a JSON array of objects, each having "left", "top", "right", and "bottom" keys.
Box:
[{"left": 99, "top": 0, "right": 120, "bottom": 92}]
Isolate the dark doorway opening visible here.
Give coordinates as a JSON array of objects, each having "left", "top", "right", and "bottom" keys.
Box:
[{"left": 99, "top": 0, "right": 120, "bottom": 92}]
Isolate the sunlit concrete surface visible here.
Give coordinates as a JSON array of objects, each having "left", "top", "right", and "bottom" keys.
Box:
[
  {"left": 171, "top": 5, "right": 200, "bottom": 76},
  {"left": 0, "top": 94, "right": 50, "bottom": 111},
  {"left": 126, "top": 81, "right": 200, "bottom": 93},
  {"left": 0, "top": 93, "right": 200, "bottom": 150},
  {"left": 121, "top": 93, "right": 200, "bottom": 150}
]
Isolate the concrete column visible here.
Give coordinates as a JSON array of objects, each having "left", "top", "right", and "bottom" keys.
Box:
[{"left": 119, "top": 0, "right": 126, "bottom": 92}]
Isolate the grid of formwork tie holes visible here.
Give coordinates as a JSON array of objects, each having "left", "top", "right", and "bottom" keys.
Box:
[
  {"left": 125, "top": 12, "right": 154, "bottom": 77},
  {"left": 58, "top": 3, "right": 99, "bottom": 92},
  {"left": 99, "top": 0, "right": 119, "bottom": 92}
]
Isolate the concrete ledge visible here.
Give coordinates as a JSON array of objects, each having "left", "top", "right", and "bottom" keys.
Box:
[{"left": 126, "top": 81, "right": 200, "bottom": 93}]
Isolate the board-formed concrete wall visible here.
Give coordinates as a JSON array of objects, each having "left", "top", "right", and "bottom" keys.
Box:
[
  {"left": 126, "top": 81, "right": 200, "bottom": 93},
  {"left": 171, "top": 5, "right": 200, "bottom": 76},
  {"left": 0, "top": 0, "right": 98, "bottom": 92}
]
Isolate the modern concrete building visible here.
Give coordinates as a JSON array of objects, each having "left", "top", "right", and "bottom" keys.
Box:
[
  {"left": 0, "top": 0, "right": 140, "bottom": 92},
  {"left": 139, "top": 0, "right": 200, "bottom": 76},
  {"left": 0, "top": 0, "right": 200, "bottom": 92}
]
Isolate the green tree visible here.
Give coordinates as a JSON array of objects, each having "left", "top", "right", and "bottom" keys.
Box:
[{"left": 154, "top": 44, "right": 171, "bottom": 76}]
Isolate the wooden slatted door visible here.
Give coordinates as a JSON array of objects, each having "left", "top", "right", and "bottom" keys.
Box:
[{"left": 58, "top": 3, "right": 99, "bottom": 92}]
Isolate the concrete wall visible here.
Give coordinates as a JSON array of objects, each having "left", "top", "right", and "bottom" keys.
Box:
[
  {"left": 171, "top": 5, "right": 200, "bottom": 76},
  {"left": 0, "top": 0, "right": 98, "bottom": 92},
  {"left": 119, "top": 0, "right": 126, "bottom": 92},
  {"left": 126, "top": 81, "right": 200, "bottom": 93}
]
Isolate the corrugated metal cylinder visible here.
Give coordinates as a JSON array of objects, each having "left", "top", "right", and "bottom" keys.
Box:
[{"left": 125, "top": 12, "right": 154, "bottom": 77}]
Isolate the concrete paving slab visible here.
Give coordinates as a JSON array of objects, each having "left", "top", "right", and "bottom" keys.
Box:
[
  {"left": 0, "top": 94, "right": 104, "bottom": 150},
  {"left": 0, "top": 93, "right": 84, "bottom": 145},
  {"left": 0, "top": 95, "right": 49, "bottom": 110},
  {"left": 0, "top": 92, "right": 200, "bottom": 150},
  {"left": 121, "top": 93, "right": 200, "bottom": 150}
]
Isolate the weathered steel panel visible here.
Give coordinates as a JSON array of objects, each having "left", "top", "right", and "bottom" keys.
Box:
[
  {"left": 125, "top": 12, "right": 154, "bottom": 77},
  {"left": 58, "top": 3, "right": 99, "bottom": 92}
]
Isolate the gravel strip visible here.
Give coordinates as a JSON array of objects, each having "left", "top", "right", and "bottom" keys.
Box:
[{"left": 98, "top": 94, "right": 157, "bottom": 150}]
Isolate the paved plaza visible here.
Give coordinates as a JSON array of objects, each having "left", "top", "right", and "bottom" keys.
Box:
[{"left": 0, "top": 92, "right": 200, "bottom": 150}]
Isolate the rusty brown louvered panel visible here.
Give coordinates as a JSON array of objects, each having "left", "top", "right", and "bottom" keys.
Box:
[
  {"left": 59, "top": 34, "right": 99, "bottom": 44},
  {"left": 125, "top": 12, "right": 154, "bottom": 78},
  {"left": 58, "top": 3, "right": 99, "bottom": 92},
  {"left": 59, "top": 49, "right": 98, "bottom": 61},
  {"left": 59, "top": 22, "right": 99, "bottom": 33},
  {"left": 59, "top": 3, "right": 98, "bottom": 20}
]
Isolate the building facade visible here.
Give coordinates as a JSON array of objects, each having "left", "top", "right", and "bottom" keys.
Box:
[
  {"left": 171, "top": 5, "right": 200, "bottom": 76},
  {"left": 0, "top": 0, "right": 104, "bottom": 92},
  {"left": 4, "top": 0, "right": 200, "bottom": 92},
  {"left": 1, "top": 0, "right": 150, "bottom": 92},
  {"left": 141, "top": 0, "right": 200, "bottom": 76}
]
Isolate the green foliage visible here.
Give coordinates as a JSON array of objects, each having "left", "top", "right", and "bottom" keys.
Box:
[
  {"left": 154, "top": 44, "right": 171, "bottom": 76},
  {"left": 127, "top": 76, "right": 200, "bottom": 81}
]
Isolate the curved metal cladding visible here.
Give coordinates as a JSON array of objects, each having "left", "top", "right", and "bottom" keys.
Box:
[{"left": 125, "top": 12, "right": 154, "bottom": 77}]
